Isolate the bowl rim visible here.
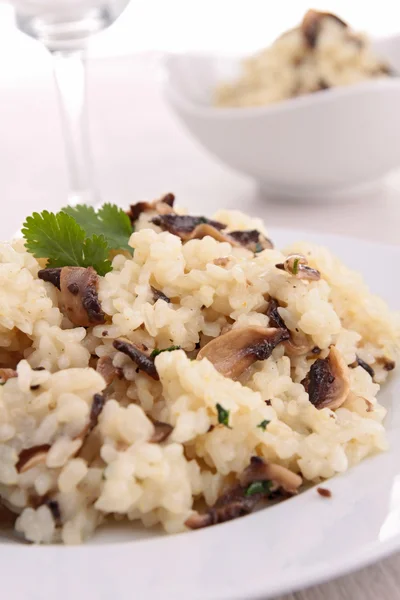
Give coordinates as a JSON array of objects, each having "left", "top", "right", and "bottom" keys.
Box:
[{"left": 161, "top": 39, "right": 400, "bottom": 120}]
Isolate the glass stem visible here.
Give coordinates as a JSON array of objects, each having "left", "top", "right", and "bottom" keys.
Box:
[{"left": 52, "top": 49, "right": 98, "bottom": 206}]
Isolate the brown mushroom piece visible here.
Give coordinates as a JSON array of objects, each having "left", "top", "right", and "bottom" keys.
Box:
[
  {"left": 276, "top": 254, "right": 321, "bottom": 281},
  {"left": 190, "top": 226, "right": 273, "bottom": 252},
  {"left": 151, "top": 214, "right": 226, "bottom": 241},
  {"left": 96, "top": 356, "right": 123, "bottom": 386},
  {"left": 301, "top": 9, "right": 347, "bottom": 49},
  {"left": 0, "top": 368, "right": 17, "bottom": 383},
  {"left": 377, "top": 357, "right": 396, "bottom": 372},
  {"left": 185, "top": 483, "right": 265, "bottom": 530},
  {"left": 113, "top": 339, "right": 159, "bottom": 380},
  {"left": 185, "top": 456, "right": 301, "bottom": 530},
  {"left": 197, "top": 326, "right": 289, "bottom": 379},
  {"left": 16, "top": 444, "right": 51, "bottom": 473},
  {"left": 127, "top": 192, "right": 176, "bottom": 224},
  {"left": 350, "top": 356, "right": 375, "bottom": 379},
  {"left": 151, "top": 286, "right": 170, "bottom": 304},
  {"left": 38, "top": 266, "right": 105, "bottom": 327},
  {"left": 239, "top": 456, "right": 302, "bottom": 494},
  {"left": 152, "top": 214, "right": 273, "bottom": 253},
  {"left": 228, "top": 230, "right": 274, "bottom": 252},
  {"left": 266, "top": 298, "right": 313, "bottom": 357},
  {"left": 75, "top": 393, "right": 107, "bottom": 443},
  {"left": 302, "top": 346, "right": 350, "bottom": 410},
  {"left": 149, "top": 421, "right": 174, "bottom": 443}
]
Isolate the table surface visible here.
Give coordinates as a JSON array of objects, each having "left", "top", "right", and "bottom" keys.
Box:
[{"left": 1, "top": 47, "right": 400, "bottom": 600}]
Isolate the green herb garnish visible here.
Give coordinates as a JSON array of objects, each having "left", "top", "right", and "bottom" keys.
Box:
[
  {"left": 22, "top": 204, "right": 134, "bottom": 276},
  {"left": 255, "top": 242, "right": 263, "bottom": 253},
  {"left": 216, "top": 403, "right": 231, "bottom": 428},
  {"left": 245, "top": 480, "right": 272, "bottom": 497},
  {"left": 150, "top": 345, "right": 181, "bottom": 359},
  {"left": 22, "top": 211, "right": 112, "bottom": 275},
  {"left": 257, "top": 419, "right": 270, "bottom": 431},
  {"left": 292, "top": 257, "right": 300, "bottom": 275},
  {"left": 62, "top": 203, "right": 133, "bottom": 254}
]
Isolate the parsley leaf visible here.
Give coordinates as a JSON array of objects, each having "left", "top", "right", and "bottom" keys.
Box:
[
  {"left": 257, "top": 419, "right": 270, "bottom": 431},
  {"left": 62, "top": 203, "right": 133, "bottom": 254},
  {"left": 150, "top": 345, "right": 181, "bottom": 359},
  {"left": 245, "top": 480, "right": 272, "bottom": 496},
  {"left": 22, "top": 211, "right": 112, "bottom": 276},
  {"left": 216, "top": 403, "right": 231, "bottom": 428}
]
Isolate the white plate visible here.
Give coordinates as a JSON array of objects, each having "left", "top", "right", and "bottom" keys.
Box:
[{"left": 1, "top": 227, "right": 399, "bottom": 600}]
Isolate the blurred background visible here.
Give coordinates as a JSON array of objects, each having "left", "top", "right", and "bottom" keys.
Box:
[
  {"left": 0, "top": 0, "right": 398, "bottom": 62},
  {"left": 1, "top": 0, "right": 400, "bottom": 239}
]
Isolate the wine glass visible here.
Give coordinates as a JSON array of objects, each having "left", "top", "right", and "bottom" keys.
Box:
[{"left": 10, "top": 0, "right": 131, "bottom": 206}]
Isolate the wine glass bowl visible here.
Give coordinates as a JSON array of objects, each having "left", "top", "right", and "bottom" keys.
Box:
[{"left": 14, "top": 0, "right": 130, "bottom": 50}]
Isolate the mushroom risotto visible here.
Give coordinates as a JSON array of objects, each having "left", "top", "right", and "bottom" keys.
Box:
[
  {"left": 0, "top": 194, "right": 398, "bottom": 544},
  {"left": 214, "top": 9, "right": 393, "bottom": 108}
]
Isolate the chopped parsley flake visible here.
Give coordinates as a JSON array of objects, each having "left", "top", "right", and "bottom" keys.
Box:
[
  {"left": 216, "top": 403, "right": 231, "bottom": 428},
  {"left": 255, "top": 242, "right": 263, "bottom": 253},
  {"left": 150, "top": 346, "right": 181, "bottom": 359},
  {"left": 292, "top": 257, "right": 300, "bottom": 275},
  {"left": 257, "top": 419, "right": 270, "bottom": 431},
  {"left": 245, "top": 480, "right": 272, "bottom": 497}
]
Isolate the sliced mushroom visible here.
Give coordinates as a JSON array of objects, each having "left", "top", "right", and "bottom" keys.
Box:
[
  {"left": 350, "top": 356, "right": 375, "bottom": 379},
  {"left": 151, "top": 213, "right": 273, "bottom": 253},
  {"left": 38, "top": 267, "right": 61, "bottom": 289},
  {"left": 17, "top": 394, "right": 106, "bottom": 474},
  {"left": 127, "top": 192, "right": 175, "bottom": 224},
  {"left": 38, "top": 266, "right": 105, "bottom": 327},
  {"left": 0, "top": 368, "right": 17, "bottom": 383},
  {"left": 185, "top": 484, "right": 263, "bottom": 530},
  {"left": 266, "top": 299, "right": 313, "bottom": 357},
  {"left": 76, "top": 393, "right": 107, "bottom": 441},
  {"left": 197, "top": 326, "right": 289, "bottom": 379},
  {"left": 16, "top": 444, "right": 51, "bottom": 473},
  {"left": 345, "top": 390, "right": 374, "bottom": 413},
  {"left": 228, "top": 230, "right": 273, "bottom": 252},
  {"left": 151, "top": 286, "right": 170, "bottom": 304},
  {"left": 302, "top": 346, "right": 350, "bottom": 410},
  {"left": 276, "top": 254, "right": 321, "bottom": 281},
  {"left": 301, "top": 9, "right": 347, "bottom": 48},
  {"left": 96, "top": 356, "right": 123, "bottom": 386},
  {"left": 149, "top": 420, "right": 173, "bottom": 443},
  {"left": 239, "top": 456, "right": 302, "bottom": 494},
  {"left": 377, "top": 357, "right": 396, "bottom": 372},
  {"left": 185, "top": 456, "right": 301, "bottom": 530},
  {"left": 113, "top": 339, "right": 159, "bottom": 380},
  {"left": 151, "top": 214, "right": 226, "bottom": 240}
]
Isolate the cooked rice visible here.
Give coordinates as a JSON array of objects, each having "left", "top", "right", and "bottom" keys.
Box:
[
  {"left": 0, "top": 206, "right": 398, "bottom": 543},
  {"left": 214, "top": 10, "right": 391, "bottom": 108}
]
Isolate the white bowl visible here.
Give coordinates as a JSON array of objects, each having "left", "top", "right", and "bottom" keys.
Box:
[{"left": 162, "top": 35, "right": 400, "bottom": 202}]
